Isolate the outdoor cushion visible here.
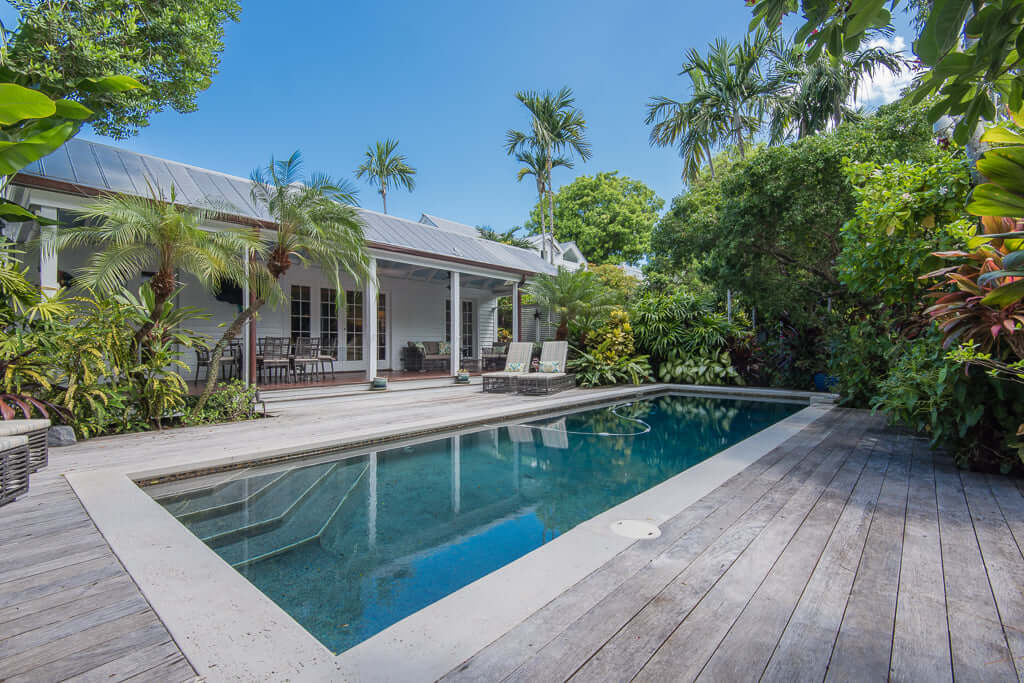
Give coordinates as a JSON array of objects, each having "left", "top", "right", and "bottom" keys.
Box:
[
  {"left": 506, "top": 361, "right": 526, "bottom": 372},
  {"left": 0, "top": 419, "right": 50, "bottom": 437},
  {"left": 438, "top": 341, "right": 451, "bottom": 354},
  {"left": 423, "top": 341, "right": 440, "bottom": 354},
  {"left": 539, "top": 360, "right": 562, "bottom": 373}
]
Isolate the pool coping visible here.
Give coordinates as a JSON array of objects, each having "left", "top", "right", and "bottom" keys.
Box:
[{"left": 66, "top": 385, "right": 836, "bottom": 682}]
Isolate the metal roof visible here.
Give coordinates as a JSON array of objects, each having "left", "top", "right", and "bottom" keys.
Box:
[
  {"left": 15, "top": 138, "right": 556, "bottom": 276},
  {"left": 419, "top": 213, "right": 480, "bottom": 238}
]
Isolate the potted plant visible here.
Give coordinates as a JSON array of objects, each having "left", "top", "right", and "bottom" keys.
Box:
[
  {"left": 370, "top": 376, "right": 388, "bottom": 391},
  {"left": 455, "top": 368, "right": 470, "bottom": 384}
]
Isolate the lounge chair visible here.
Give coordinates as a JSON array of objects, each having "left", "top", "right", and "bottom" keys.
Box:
[
  {"left": 482, "top": 342, "right": 533, "bottom": 393},
  {"left": 517, "top": 341, "right": 575, "bottom": 395},
  {"left": 0, "top": 418, "right": 51, "bottom": 472},
  {"left": 0, "top": 435, "right": 30, "bottom": 507}
]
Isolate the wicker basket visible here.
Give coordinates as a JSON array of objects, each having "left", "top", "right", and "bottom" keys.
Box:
[{"left": 0, "top": 435, "right": 30, "bottom": 507}]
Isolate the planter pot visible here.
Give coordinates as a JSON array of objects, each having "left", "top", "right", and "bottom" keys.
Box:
[
  {"left": 369, "top": 377, "right": 388, "bottom": 391},
  {"left": 455, "top": 373, "right": 470, "bottom": 384}
]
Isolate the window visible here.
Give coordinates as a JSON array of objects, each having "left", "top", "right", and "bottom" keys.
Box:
[
  {"left": 377, "top": 293, "right": 387, "bottom": 361},
  {"left": 290, "top": 285, "right": 311, "bottom": 341},
  {"left": 320, "top": 288, "right": 338, "bottom": 358},
  {"left": 346, "top": 290, "right": 363, "bottom": 361}
]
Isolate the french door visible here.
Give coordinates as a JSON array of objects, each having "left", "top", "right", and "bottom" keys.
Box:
[{"left": 336, "top": 290, "right": 389, "bottom": 371}]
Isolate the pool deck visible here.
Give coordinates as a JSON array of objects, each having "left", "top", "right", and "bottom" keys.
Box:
[{"left": 1, "top": 386, "right": 1023, "bottom": 681}]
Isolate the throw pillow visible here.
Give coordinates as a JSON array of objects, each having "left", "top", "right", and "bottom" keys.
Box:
[
  {"left": 506, "top": 361, "right": 525, "bottom": 372},
  {"left": 413, "top": 342, "right": 426, "bottom": 354},
  {"left": 539, "top": 360, "right": 562, "bottom": 373},
  {"left": 438, "top": 341, "right": 451, "bottom": 354}
]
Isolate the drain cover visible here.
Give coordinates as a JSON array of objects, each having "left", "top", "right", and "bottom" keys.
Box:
[{"left": 611, "top": 520, "right": 661, "bottom": 540}]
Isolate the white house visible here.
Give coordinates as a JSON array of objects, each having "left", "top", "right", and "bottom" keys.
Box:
[
  {"left": 2, "top": 138, "right": 558, "bottom": 385},
  {"left": 524, "top": 234, "right": 587, "bottom": 271}
]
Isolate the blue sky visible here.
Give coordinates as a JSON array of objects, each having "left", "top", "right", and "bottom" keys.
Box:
[{"left": 5, "top": 0, "right": 915, "bottom": 232}]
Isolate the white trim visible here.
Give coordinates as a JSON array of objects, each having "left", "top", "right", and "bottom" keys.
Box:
[{"left": 365, "top": 258, "right": 378, "bottom": 380}]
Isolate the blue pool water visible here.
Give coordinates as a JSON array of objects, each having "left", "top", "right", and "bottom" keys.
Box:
[{"left": 152, "top": 393, "right": 800, "bottom": 654}]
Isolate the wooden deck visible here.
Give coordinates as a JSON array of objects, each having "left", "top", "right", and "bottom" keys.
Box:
[
  {"left": 3, "top": 397, "right": 1024, "bottom": 681},
  {"left": 445, "top": 408, "right": 1024, "bottom": 683}
]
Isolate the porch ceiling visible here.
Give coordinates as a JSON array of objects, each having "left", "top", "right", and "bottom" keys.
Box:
[{"left": 376, "top": 259, "right": 516, "bottom": 294}]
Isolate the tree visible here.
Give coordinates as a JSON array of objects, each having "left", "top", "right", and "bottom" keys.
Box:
[
  {"left": 746, "top": 0, "right": 1023, "bottom": 145},
  {"left": 589, "top": 264, "right": 641, "bottom": 303},
  {"left": 194, "top": 151, "right": 372, "bottom": 412},
  {"left": 50, "top": 184, "right": 253, "bottom": 347},
  {"left": 766, "top": 38, "right": 908, "bottom": 143},
  {"left": 511, "top": 149, "right": 573, "bottom": 257},
  {"left": 524, "top": 171, "right": 663, "bottom": 265},
  {"left": 505, "top": 87, "right": 592, "bottom": 263},
  {"left": 475, "top": 225, "right": 532, "bottom": 249},
  {"left": 524, "top": 268, "right": 614, "bottom": 341},
  {"left": 2, "top": 0, "right": 240, "bottom": 138},
  {"left": 653, "top": 99, "right": 942, "bottom": 326},
  {"left": 354, "top": 138, "right": 416, "bottom": 214},
  {"left": 646, "top": 28, "right": 777, "bottom": 181}
]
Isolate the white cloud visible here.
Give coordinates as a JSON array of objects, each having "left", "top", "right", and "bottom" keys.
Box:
[{"left": 854, "top": 36, "right": 915, "bottom": 107}]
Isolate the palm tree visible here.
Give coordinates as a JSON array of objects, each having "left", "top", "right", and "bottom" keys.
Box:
[
  {"left": 354, "top": 138, "right": 416, "bottom": 214},
  {"left": 646, "top": 28, "right": 776, "bottom": 181},
  {"left": 513, "top": 149, "right": 573, "bottom": 257},
  {"left": 50, "top": 183, "right": 254, "bottom": 347},
  {"left": 525, "top": 268, "right": 614, "bottom": 341},
  {"left": 194, "top": 151, "right": 372, "bottom": 412},
  {"left": 765, "top": 38, "right": 907, "bottom": 143},
  {"left": 506, "top": 87, "right": 591, "bottom": 264},
  {"left": 475, "top": 226, "right": 533, "bottom": 249}
]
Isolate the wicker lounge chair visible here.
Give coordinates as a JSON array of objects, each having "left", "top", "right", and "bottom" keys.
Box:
[
  {"left": 517, "top": 341, "right": 575, "bottom": 395},
  {"left": 482, "top": 342, "right": 533, "bottom": 393},
  {"left": 0, "top": 418, "right": 51, "bottom": 472},
  {"left": 0, "top": 435, "right": 30, "bottom": 507}
]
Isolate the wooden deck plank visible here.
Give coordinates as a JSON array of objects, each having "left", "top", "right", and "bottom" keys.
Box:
[
  {"left": 704, "top": 427, "right": 889, "bottom": 683},
  {"left": 825, "top": 434, "right": 912, "bottom": 683},
  {"left": 960, "top": 468, "right": 1024, "bottom": 680},
  {"left": 568, "top": 413, "right": 870, "bottom": 683},
  {"left": 0, "top": 556, "right": 125, "bottom": 611},
  {"left": 630, "top": 414, "right": 874, "bottom": 682},
  {"left": 494, "top": 412, "right": 853, "bottom": 683},
  {"left": 0, "top": 574, "right": 135, "bottom": 627},
  {"left": 62, "top": 641, "right": 187, "bottom": 683},
  {"left": 932, "top": 459, "right": 1018, "bottom": 682},
  {"left": 889, "top": 439, "right": 953, "bottom": 682}
]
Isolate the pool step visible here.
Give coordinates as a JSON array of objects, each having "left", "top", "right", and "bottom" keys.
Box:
[
  {"left": 154, "top": 468, "right": 283, "bottom": 517},
  {"left": 208, "top": 461, "right": 370, "bottom": 567},
  {"left": 199, "top": 463, "right": 338, "bottom": 545},
  {"left": 174, "top": 470, "right": 291, "bottom": 523},
  {"left": 229, "top": 463, "right": 369, "bottom": 568}
]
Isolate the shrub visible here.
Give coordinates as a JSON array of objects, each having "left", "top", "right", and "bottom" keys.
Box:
[
  {"left": 658, "top": 349, "right": 743, "bottom": 386},
  {"left": 569, "top": 309, "right": 651, "bottom": 386},
  {"left": 872, "top": 330, "right": 1024, "bottom": 473},
  {"left": 186, "top": 380, "right": 257, "bottom": 425}
]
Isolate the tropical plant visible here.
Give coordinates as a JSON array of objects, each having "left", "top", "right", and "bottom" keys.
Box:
[
  {"left": 765, "top": 37, "right": 908, "bottom": 143},
  {"left": 524, "top": 268, "right": 614, "bottom": 341},
  {"left": 569, "top": 351, "right": 651, "bottom": 387},
  {"left": 505, "top": 87, "right": 592, "bottom": 263},
  {"left": 354, "top": 138, "right": 416, "bottom": 214},
  {"left": 49, "top": 184, "right": 254, "bottom": 347},
  {"left": 512, "top": 149, "right": 572, "bottom": 254},
  {"left": 658, "top": 349, "right": 744, "bottom": 386},
  {"left": 747, "top": 0, "right": 1024, "bottom": 145},
  {"left": 522, "top": 171, "right": 663, "bottom": 265},
  {"left": 194, "top": 151, "right": 372, "bottom": 413},
  {"left": 475, "top": 225, "right": 533, "bottom": 249},
  {"left": 646, "top": 28, "right": 777, "bottom": 180},
  {"left": 186, "top": 379, "right": 256, "bottom": 425},
  {"left": 3, "top": 0, "right": 239, "bottom": 138},
  {"left": 629, "top": 290, "right": 709, "bottom": 360}
]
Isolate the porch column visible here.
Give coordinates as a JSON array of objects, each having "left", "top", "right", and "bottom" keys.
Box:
[
  {"left": 368, "top": 452, "right": 378, "bottom": 550},
  {"left": 449, "top": 270, "right": 461, "bottom": 376},
  {"left": 365, "top": 257, "right": 378, "bottom": 380},
  {"left": 243, "top": 248, "right": 251, "bottom": 385},
  {"left": 36, "top": 206, "right": 59, "bottom": 298},
  {"left": 511, "top": 281, "right": 520, "bottom": 343},
  {"left": 451, "top": 435, "right": 461, "bottom": 515}
]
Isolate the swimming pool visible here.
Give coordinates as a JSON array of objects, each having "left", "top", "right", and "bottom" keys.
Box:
[{"left": 150, "top": 393, "right": 800, "bottom": 654}]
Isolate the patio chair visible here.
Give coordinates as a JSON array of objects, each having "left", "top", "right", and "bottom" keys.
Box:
[
  {"left": 194, "top": 346, "right": 212, "bottom": 383},
  {"left": 0, "top": 435, "right": 30, "bottom": 507},
  {"left": 482, "top": 342, "right": 533, "bottom": 393},
  {"left": 260, "top": 337, "right": 293, "bottom": 384},
  {"left": 293, "top": 337, "right": 321, "bottom": 382},
  {"left": 221, "top": 341, "right": 243, "bottom": 380},
  {"left": 517, "top": 341, "right": 575, "bottom": 396},
  {"left": 319, "top": 341, "right": 337, "bottom": 380},
  {"left": 0, "top": 418, "right": 51, "bottom": 472}
]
